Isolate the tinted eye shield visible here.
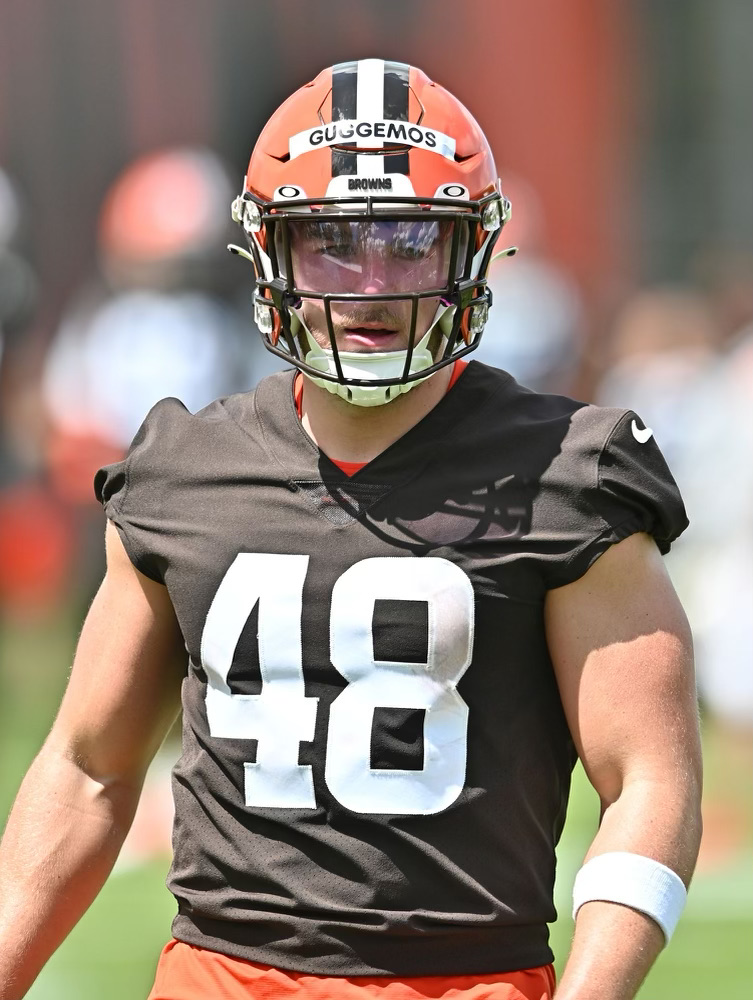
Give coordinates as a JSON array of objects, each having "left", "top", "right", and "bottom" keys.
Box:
[{"left": 277, "top": 218, "right": 467, "bottom": 297}]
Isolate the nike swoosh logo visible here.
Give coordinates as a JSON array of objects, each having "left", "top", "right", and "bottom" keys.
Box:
[{"left": 631, "top": 419, "right": 653, "bottom": 444}]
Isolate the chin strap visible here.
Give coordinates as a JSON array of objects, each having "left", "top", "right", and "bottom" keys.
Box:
[{"left": 298, "top": 301, "right": 456, "bottom": 407}]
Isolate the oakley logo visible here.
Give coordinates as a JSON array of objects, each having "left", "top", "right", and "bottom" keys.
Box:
[
  {"left": 289, "top": 120, "right": 457, "bottom": 161},
  {"left": 348, "top": 177, "right": 393, "bottom": 191}
]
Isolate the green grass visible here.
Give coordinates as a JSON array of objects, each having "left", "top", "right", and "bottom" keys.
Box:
[
  {"left": 3, "top": 614, "right": 752, "bottom": 999},
  {"left": 26, "top": 862, "right": 175, "bottom": 1000},
  {"left": 552, "top": 766, "right": 753, "bottom": 1000}
]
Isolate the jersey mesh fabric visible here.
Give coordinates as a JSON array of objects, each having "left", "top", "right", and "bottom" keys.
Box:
[{"left": 95, "top": 362, "right": 688, "bottom": 976}]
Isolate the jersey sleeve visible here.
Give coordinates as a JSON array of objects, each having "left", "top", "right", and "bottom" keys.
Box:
[
  {"left": 548, "top": 408, "right": 689, "bottom": 588},
  {"left": 94, "top": 396, "right": 190, "bottom": 583}
]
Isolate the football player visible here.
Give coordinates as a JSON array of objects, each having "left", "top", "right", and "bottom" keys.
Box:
[{"left": 0, "top": 60, "right": 701, "bottom": 1000}]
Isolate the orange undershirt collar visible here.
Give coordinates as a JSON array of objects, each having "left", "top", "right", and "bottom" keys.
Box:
[{"left": 294, "top": 359, "right": 468, "bottom": 477}]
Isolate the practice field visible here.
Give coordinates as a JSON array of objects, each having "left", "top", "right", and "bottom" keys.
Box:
[{"left": 2, "top": 613, "right": 752, "bottom": 1000}]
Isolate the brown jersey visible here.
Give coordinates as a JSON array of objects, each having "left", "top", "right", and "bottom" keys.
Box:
[{"left": 95, "top": 361, "right": 688, "bottom": 976}]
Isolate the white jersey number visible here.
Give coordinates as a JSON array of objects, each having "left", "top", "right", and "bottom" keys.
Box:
[{"left": 201, "top": 554, "right": 474, "bottom": 815}]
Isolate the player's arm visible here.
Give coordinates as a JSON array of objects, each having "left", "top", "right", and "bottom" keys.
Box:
[
  {"left": 0, "top": 522, "right": 185, "bottom": 1000},
  {"left": 544, "top": 531, "right": 702, "bottom": 1000}
]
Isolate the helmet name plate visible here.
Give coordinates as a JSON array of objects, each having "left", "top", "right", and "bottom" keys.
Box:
[{"left": 289, "top": 121, "right": 457, "bottom": 161}]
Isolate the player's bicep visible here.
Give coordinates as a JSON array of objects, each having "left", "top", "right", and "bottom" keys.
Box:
[
  {"left": 49, "top": 521, "right": 185, "bottom": 784},
  {"left": 544, "top": 532, "right": 701, "bottom": 806}
]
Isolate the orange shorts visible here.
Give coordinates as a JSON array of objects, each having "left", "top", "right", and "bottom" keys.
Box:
[{"left": 148, "top": 939, "right": 555, "bottom": 1000}]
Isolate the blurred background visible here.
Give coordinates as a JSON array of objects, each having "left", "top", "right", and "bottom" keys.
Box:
[{"left": 1, "top": 1, "right": 751, "bottom": 997}]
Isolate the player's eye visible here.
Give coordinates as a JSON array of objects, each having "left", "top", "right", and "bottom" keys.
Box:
[
  {"left": 319, "top": 242, "right": 357, "bottom": 258},
  {"left": 390, "top": 243, "right": 434, "bottom": 261}
]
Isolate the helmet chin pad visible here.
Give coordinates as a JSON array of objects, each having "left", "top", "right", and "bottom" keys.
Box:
[{"left": 297, "top": 306, "right": 451, "bottom": 407}]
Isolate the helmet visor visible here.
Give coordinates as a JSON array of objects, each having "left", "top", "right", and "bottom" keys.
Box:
[{"left": 281, "top": 218, "right": 464, "bottom": 295}]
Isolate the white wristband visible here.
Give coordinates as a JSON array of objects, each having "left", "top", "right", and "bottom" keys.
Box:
[{"left": 572, "top": 852, "right": 687, "bottom": 944}]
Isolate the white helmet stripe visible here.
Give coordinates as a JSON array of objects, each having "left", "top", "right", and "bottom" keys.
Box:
[{"left": 356, "top": 59, "right": 385, "bottom": 179}]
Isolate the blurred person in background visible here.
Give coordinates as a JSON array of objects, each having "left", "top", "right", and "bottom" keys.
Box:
[
  {"left": 596, "top": 274, "right": 753, "bottom": 863},
  {"left": 666, "top": 255, "right": 753, "bottom": 866},
  {"left": 0, "top": 61, "right": 701, "bottom": 1000},
  {"left": 0, "top": 168, "right": 72, "bottom": 621},
  {"left": 0, "top": 168, "right": 38, "bottom": 381},
  {"left": 42, "top": 145, "right": 281, "bottom": 501},
  {"left": 680, "top": 330, "right": 753, "bottom": 731},
  {"left": 40, "top": 146, "right": 282, "bottom": 596},
  {"left": 595, "top": 286, "right": 719, "bottom": 474},
  {"left": 473, "top": 174, "right": 584, "bottom": 395},
  {"left": 679, "top": 250, "right": 753, "bottom": 739}
]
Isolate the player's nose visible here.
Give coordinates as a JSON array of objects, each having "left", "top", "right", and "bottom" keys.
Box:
[{"left": 357, "top": 256, "right": 390, "bottom": 294}]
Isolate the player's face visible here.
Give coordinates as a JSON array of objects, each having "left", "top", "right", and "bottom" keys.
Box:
[{"left": 285, "top": 219, "right": 458, "bottom": 353}]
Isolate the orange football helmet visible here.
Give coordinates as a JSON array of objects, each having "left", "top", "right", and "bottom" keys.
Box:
[{"left": 230, "top": 59, "right": 513, "bottom": 405}]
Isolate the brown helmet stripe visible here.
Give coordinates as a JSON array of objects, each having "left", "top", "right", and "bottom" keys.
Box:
[
  {"left": 383, "top": 60, "right": 410, "bottom": 175},
  {"left": 330, "top": 61, "right": 358, "bottom": 177}
]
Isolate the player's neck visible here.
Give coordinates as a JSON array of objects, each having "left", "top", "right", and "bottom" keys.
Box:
[{"left": 299, "top": 365, "right": 454, "bottom": 464}]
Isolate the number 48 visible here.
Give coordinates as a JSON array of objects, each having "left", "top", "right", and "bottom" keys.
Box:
[{"left": 201, "top": 553, "right": 474, "bottom": 815}]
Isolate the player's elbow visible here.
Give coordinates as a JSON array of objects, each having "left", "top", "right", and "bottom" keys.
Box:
[
  {"left": 598, "top": 768, "right": 703, "bottom": 884},
  {"left": 43, "top": 728, "right": 148, "bottom": 807}
]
